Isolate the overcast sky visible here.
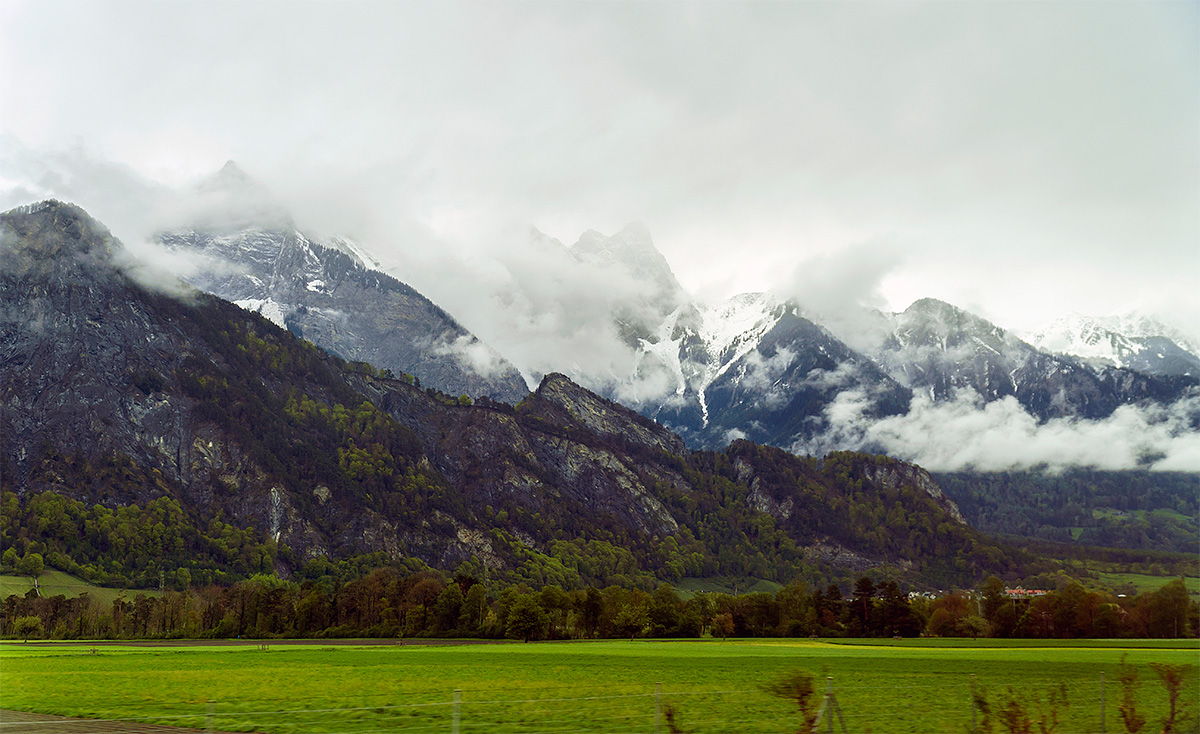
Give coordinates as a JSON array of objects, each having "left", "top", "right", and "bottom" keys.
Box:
[{"left": 2, "top": 0, "right": 1197, "bottom": 336}]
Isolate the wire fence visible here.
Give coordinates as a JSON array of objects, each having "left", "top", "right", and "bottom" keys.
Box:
[{"left": 4, "top": 674, "right": 1193, "bottom": 734}]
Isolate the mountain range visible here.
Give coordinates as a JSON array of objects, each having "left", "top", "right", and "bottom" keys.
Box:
[
  {"left": 1023, "top": 312, "right": 1200, "bottom": 378},
  {"left": 118, "top": 163, "right": 1198, "bottom": 471},
  {"left": 540, "top": 224, "right": 1198, "bottom": 457},
  {"left": 156, "top": 162, "right": 528, "bottom": 403},
  {"left": 0, "top": 200, "right": 1014, "bottom": 586}
]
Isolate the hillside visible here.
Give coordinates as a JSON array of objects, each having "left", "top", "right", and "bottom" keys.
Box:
[{"left": 1, "top": 201, "right": 1022, "bottom": 589}]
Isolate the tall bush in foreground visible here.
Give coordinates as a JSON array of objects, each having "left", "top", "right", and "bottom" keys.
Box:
[
  {"left": 1149, "top": 663, "right": 1196, "bottom": 733},
  {"left": 1118, "top": 656, "right": 1146, "bottom": 733},
  {"left": 761, "top": 669, "right": 820, "bottom": 733}
]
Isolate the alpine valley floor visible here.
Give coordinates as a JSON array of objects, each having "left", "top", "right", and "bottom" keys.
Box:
[{"left": 2, "top": 638, "right": 1196, "bottom": 733}]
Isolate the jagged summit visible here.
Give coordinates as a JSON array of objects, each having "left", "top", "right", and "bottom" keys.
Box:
[
  {"left": 530, "top": 372, "right": 687, "bottom": 455},
  {"left": 188, "top": 161, "right": 292, "bottom": 231},
  {"left": 199, "top": 160, "right": 257, "bottom": 191},
  {"left": 569, "top": 222, "right": 683, "bottom": 299},
  {"left": 159, "top": 210, "right": 530, "bottom": 402},
  {"left": 891, "top": 298, "right": 1011, "bottom": 348}
]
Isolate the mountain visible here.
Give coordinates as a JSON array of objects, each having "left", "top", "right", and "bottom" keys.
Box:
[
  {"left": 1, "top": 201, "right": 1011, "bottom": 587},
  {"left": 157, "top": 163, "right": 529, "bottom": 403},
  {"left": 647, "top": 296, "right": 912, "bottom": 450},
  {"left": 555, "top": 225, "right": 1196, "bottom": 463},
  {"left": 869, "top": 299, "right": 1198, "bottom": 420},
  {"left": 1025, "top": 313, "right": 1200, "bottom": 378},
  {"left": 566, "top": 222, "right": 697, "bottom": 349},
  {"left": 547, "top": 227, "right": 912, "bottom": 451},
  {"left": 569, "top": 222, "right": 689, "bottom": 319},
  {"left": 1099, "top": 312, "right": 1200, "bottom": 357}
]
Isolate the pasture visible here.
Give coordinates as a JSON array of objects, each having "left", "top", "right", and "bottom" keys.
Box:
[
  {"left": 0, "top": 569, "right": 162, "bottom": 606},
  {"left": 1, "top": 638, "right": 1196, "bottom": 733}
]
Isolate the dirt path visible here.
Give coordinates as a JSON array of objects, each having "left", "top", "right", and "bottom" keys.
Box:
[{"left": 0, "top": 710, "right": 249, "bottom": 734}]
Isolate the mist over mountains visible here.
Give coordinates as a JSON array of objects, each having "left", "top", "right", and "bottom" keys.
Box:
[
  {"left": 4, "top": 200, "right": 1015, "bottom": 584},
  {"left": 2, "top": 151, "right": 1198, "bottom": 473}
]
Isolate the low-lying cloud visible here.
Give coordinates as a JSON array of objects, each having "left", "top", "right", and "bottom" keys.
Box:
[
  {"left": 426, "top": 333, "right": 513, "bottom": 381},
  {"left": 793, "top": 387, "right": 1200, "bottom": 472}
]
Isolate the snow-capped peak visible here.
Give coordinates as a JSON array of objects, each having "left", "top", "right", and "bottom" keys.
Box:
[
  {"left": 1024, "top": 311, "right": 1200, "bottom": 377},
  {"left": 699, "top": 292, "right": 781, "bottom": 364},
  {"left": 1024, "top": 313, "right": 1137, "bottom": 364},
  {"left": 691, "top": 292, "right": 784, "bottom": 425},
  {"left": 1098, "top": 311, "right": 1200, "bottom": 357}
]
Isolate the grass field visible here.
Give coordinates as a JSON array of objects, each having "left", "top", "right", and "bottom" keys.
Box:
[
  {"left": 2, "top": 639, "right": 1196, "bottom": 733},
  {"left": 0, "top": 569, "right": 161, "bottom": 605},
  {"left": 1094, "top": 571, "right": 1200, "bottom": 600}
]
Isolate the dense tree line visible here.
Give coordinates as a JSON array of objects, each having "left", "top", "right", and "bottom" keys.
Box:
[
  {"left": 3, "top": 564, "right": 1193, "bottom": 642},
  {"left": 936, "top": 469, "right": 1199, "bottom": 553},
  {"left": 0, "top": 490, "right": 276, "bottom": 588}
]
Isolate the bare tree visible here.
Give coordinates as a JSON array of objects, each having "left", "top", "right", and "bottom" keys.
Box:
[
  {"left": 761, "top": 669, "right": 820, "bottom": 733},
  {"left": 1118, "top": 655, "right": 1147, "bottom": 733},
  {"left": 1149, "top": 663, "right": 1197, "bottom": 734}
]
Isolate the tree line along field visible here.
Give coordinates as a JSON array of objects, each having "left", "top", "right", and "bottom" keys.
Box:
[
  {"left": 1, "top": 638, "right": 1196, "bottom": 733},
  {"left": 3, "top": 564, "right": 1195, "bottom": 643}
]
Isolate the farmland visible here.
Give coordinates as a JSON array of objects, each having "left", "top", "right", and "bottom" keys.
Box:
[
  {"left": 0, "top": 569, "right": 162, "bottom": 606},
  {"left": 2, "top": 638, "right": 1196, "bottom": 733}
]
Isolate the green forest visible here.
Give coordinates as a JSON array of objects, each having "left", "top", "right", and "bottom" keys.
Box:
[{"left": 936, "top": 470, "right": 1199, "bottom": 553}]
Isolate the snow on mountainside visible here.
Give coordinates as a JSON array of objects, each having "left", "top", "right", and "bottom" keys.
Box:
[
  {"left": 160, "top": 225, "right": 528, "bottom": 403},
  {"left": 867, "top": 299, "right": 1196, "bottom": 420},
  {"left": 1101, "top": 312, "right": 1200, "bottom": 356},
  {"left": 157, "top": 164, "right": 529, "bottom": 403},
  {"left": 1025, "top": 313, "right": 1200, "bottom": 377},
  {"left": 615, "top": 285, "right": 910, "bottom": 449},
  {"left": 692, "top": 293, "right": 783, "bottom": 424}
]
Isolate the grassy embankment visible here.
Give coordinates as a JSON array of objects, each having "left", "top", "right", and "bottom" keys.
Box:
[{"left": 2, "top": 638, "right": 1196, "bottom": 733}]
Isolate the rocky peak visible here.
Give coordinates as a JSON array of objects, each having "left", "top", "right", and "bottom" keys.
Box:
[
  {"left": 569, "top": 222, "right": 684, "bottom": 302},
  {"left": 528, "top": 373, "right": 687, "bottom": 456},
  {"left": 188, "top": 161, "right": 292, "bottom": 232},
  {"left": 890, "top": 297, "right": 1013, "bottom": 351},
  {"left": 859, "top": 461, "right": 965, "bottom": 524},
  {"left": 1, "top": 201, "right": 120, "bottom": 280},
  {"left": 199, "top": 160, "right": 257, "bottom": 191}
]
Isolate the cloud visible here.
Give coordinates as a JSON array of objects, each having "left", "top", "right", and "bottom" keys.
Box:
[
  {"left": 2, "top": 0, "right": 1196, "bottom": 335},
  {"left": 384, "top": 221, "right": 697, "bottom": 398},
  {"left": 794, "top": 387, "right": 1200, "bottom": 472},
  {"left": 426, "top": 334, "right": 512, "bottom": 381},
  {"left": 777, "top": 242, "right": 906, "bottom": 354}
]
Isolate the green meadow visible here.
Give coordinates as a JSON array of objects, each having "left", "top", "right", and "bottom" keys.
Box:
[
  {"left": 0, "top": 569, "right": 161, "bottom": 605},
  {"left": 1093, "top": 571, "right": 1200, "bottom": 600},
  {"left": 2, "top": 639, "right": 1196, "bottom": 733}
]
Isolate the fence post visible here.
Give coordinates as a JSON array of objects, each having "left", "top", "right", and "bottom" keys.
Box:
[
  {"left": 206, "top": 700, "right": 214, "bottom": 734},
  {"left": 970, "top": 674, "right": 977, "bottom": 734},
  {"left": 1100, "top": 672, "right": 1105, "bottom": 733},
  {"left": 655, "top": 681, "right": 662, "bottom": 734},
  {"left": 452, "top": 689, "right": 461, "bottom": 734}
]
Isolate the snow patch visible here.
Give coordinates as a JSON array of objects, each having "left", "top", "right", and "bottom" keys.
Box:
[
  {"left": 330, "top": 235, "right": 382, "bottom": 271},
  {"left": 692, "top": 293, "right": 782, "bottom": 426},
  {"left": 234, "top": 297, "right": 289, "bottom": 329}
]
